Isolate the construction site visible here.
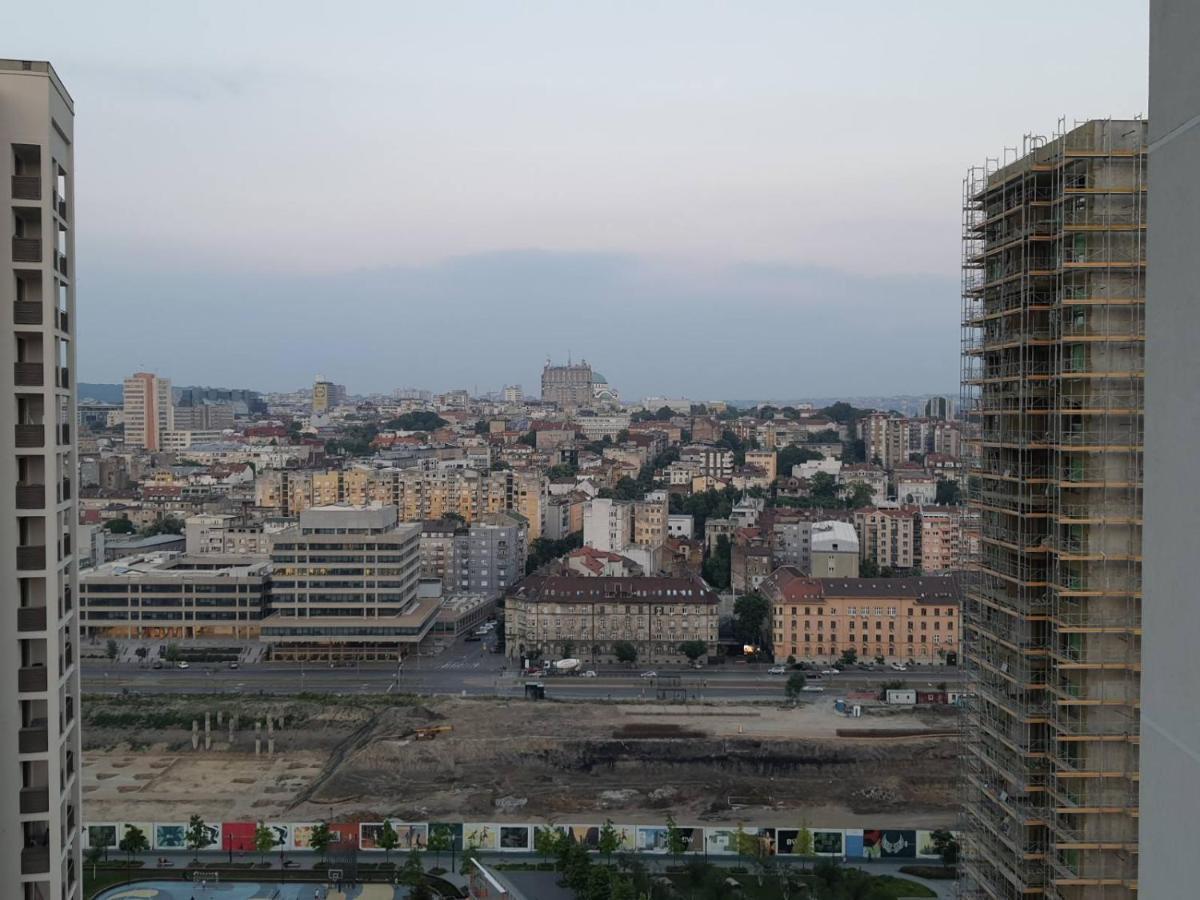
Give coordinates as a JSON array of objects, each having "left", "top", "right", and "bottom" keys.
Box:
[
  {"left": 80, "top": 693, "right": 960, "bottom": 828},
  {"left": 961, "top": 118, "right": 1145, "bottom": 899}
]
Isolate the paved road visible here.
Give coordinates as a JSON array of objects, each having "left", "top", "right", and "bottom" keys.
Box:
[{"left": 82, "top": 637, "right": 964, "bottom": 700}]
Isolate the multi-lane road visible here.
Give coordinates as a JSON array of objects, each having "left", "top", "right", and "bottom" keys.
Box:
[{"left": 81, "top": 637, "right": 964, "bottom": 701}]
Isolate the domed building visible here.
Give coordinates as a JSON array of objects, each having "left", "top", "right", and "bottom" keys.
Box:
[{"left": 592, "top": 373, "right": 620, "bottom": 404}]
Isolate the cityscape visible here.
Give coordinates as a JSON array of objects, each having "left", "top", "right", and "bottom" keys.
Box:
[{"left": 1, "top": 2, "right": 1196, "bottom": 900}]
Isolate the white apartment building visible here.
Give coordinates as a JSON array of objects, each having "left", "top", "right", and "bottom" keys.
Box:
[
  {"left": 1, "top": 58, "right": 83, "bottom": 899},
  {"left": 122, "top": 371, "right": 173, "bottom": 451},
  {"left": 582, "top": 498, "right": 632, "bottom": 553}
]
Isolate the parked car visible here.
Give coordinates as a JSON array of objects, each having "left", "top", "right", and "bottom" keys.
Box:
[
  {"left": 228, "top": 661, "right": 239, "bottom": 670},
  {"left": 640, "top": 670, "right": 658, "bottom": 679},
  {"left": 581, "top": 670, "right": 597, "bottom": 678},
  {"left": 821, "top": 667, "right": 840, "bottom": 675},
  {"left": 151, "top": 660, "right": 163, "bottom": 669},
  {"left": 691, "top": 660, "right": 704, "bottom": 669},
  {"left": 768, "top": 665, "right": 787, "bottom": 675},
  {"left": 176, "top": 661, "right": 190, "bottom": 670},
  {"left": 801, "top": 685, "right": 826, "bottom": 692},
  {"left": 890, "top": 662, "right": 908, "bottom": 671}
]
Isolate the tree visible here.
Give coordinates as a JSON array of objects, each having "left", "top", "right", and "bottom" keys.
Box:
[
  {"left": 936, "top": 479, "right": 962, "bottom": 505},
  {"left": 598, "top": 819, "right": 621, "bottom": 865},
  {"left": 839, "top": 648, "right": 858, "bottom": 667},
  {"left": 104, "top": 516, "right": 135, "bottom": 534},
  {"left": 309, "top": 821, "right": 334, "bottom": 860},
  {"left": 85, "top": 841, "right": 106, "bottom": 880},
  {"left": 794, "top": 819, "right": 814, "bottom": 867},
  {"left": 385, "top": 411, "right": 448, "bottom": 432},
  {"left": 401, "top": 846, "right": 424, "bottom": 884},
  {"left": 613, "top": 641, "right": 638, "bottom": 665},
  {"left": 703, "top": 534, "right": 732, "bottom": 589},
  {"left": 459, "top": 846, "right": 479, "bottom": 877},
  {"left": 119, "top": 823, "right": 149, "bottom": 874},
  {"left": 185, "top": 814, "right": 212, "bottom": 854},
  {"left": 377, "top": 819, "right": 400, "bottom": 864},
  {"left": 844, "top": 481, "right": 875, "bottom": 508},
  {"left": 105, "top": 639, "right": 118, "bottom": 660},
  {"left": 859, "top": 558, "right": 880, "bottom": 578},
  {"left": 930, "top": 828, "right": 960, "bottom": 867},
  {"left": 777, "top": 445, "right": 823, "bottom": 478},
  {"left": 785, "top": 673, "right": 807, "bottom": 701},
  {"left": 254, "top": 822, "right": 278, "bottom": 865},
  {"left": 428, "top": 824, "right": 453, "bottom": 870},
  {"left": 517, "top": 430, "right": 537, "bottom": 447},
  {"left": 678, "top": 640, "right": 707, "bottom": 662},
  {"left": 163, "top": 642, "right": 181, "bottom": 663},
  {"left": 733, "top": 594, "right": 770, "bottom": 649},
  {"left": 664, "top": 815, "right": 687, "bottom": 866},
  {"left": 534, "top": 826, "right": 560, "bottom": 865},
  {"left": 561, "top": 639, "right": 576, "bottom": 659}
]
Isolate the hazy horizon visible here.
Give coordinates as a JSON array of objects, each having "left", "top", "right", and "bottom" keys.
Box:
[{"left": 4, "top": 1, "right": 1150, "bottom": 398}]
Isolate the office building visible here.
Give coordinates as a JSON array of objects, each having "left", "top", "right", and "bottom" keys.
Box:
[
  {"left": 171, "top": 402, "right": 234, "bottom": 432},
  {"left": 263, "top": 505, "right": 433, "bottom": 659},
  {"left": 961, "top": 120, "right": 1146, "bottom": 898},
  {"left": 1140, "top": 4, "right": 1199, "bottom": 896},
  {"left": 1, "top": 57, "right": 82, "bottom": 898},
  {"left": 122, "top": 372, "right": 172, "bottom": 451},
  {"left": 312, "top": 376, "right": 344, "bottom": 415},
  {"left": 449, "top": 512, "right": 527, "bottom": 599}
]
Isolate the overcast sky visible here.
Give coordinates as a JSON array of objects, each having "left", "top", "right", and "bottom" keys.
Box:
[{"left": 4, "top": 1, "right": 1149, "bottom": 400}]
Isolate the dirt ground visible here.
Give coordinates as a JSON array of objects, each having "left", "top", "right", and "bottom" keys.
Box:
[{"left": 82, "top": 694, "right": 959, "bottom": 828}]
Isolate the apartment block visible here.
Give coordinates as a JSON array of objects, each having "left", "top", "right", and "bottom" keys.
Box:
[
  {"left": 122, "top": 372, "right": 173, "bottom": 451},
  {"left": 449, "top": 512, "right": 527, "bottom": 599},
  {"left": 916, "top": 507, "right": 964, "bottom": 573},
  {"left": 632, "top": 491, "right": 668, "bottom": 548},
  {"left": 852, "top": 507, "right": 917, "bottom": 571},
  {"left": 583, "top": 498, "right": 632, "bottom": 553},
  {"left": 1, "top": 58, "right": 82, "bottom": 899},
  {"left": 961, "top": 120, "right": 1146, "bottom": 899}
]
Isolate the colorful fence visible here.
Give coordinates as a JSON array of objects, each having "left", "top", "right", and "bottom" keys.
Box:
[{"left": 84, "top": 821, "right": 950, "bottom": 860}]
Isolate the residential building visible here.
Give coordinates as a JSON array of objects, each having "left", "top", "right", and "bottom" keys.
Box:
[
  {"left": 183, "top": 513, "right": 281, "bottom": 556},
  {"left": 171, "top": 403, "right": 234, "bottom": 432},
  {"left": 632, "top": 491, "right": 668, "bottom": 548},
  {"left": 263, "top": 505, "right": 432, "bottom": 659},
  {"left": 666, "top": 514, "right": 694, "bottom": 540},
  {"left": 79, "top": 553, "right": 269, "bottom": 639},
  {"left": 312, "top": 377, "right": 343, "bottom": 415},
  {"left": 961, "top": 119, "right": 1146, "bottom": 899},
  {"left": 681, "top": 445, "right": 734, "bottom": 480},
  {"left": 861, "top": 413, "right": 911, "bottom": 468},
  {"left": 916, "top": 507, "right": 963, "bottom": 573},
  {"left": 731, "top": 542, "right": 772, "bottom": 594},
  {"left": 576, "top": 413, "right": 630, "bottom": 441},
  {"left": 1142, "top": 7, "right": 1200, "bottom": 894},
  {"left": 853, "top": 507, "right": 916, "bottom": 571},
  {"left": 540, "top": 359, "right": 593, "bottom": 410},
  {"left": 564, "top": 546, "right": 641, "bottom": 578},
  {"left": 504, "top": 575, "right": 719, "bottom": 664},
  {"left": 771, "top": 520, "right": 813, "bottom": 571},
  {"left": 764, "top": 570, "right": 960, "bottom": 664},
  {"left": 582, "top": 498, "right": 632, "bottom": 554},
  {"left": 744, "top": 449, "right": 777, "bottom": 480},
  {"left": 839, "top": 464, "right": 888, "bottom": 505},
  {"left": 809, "top": 521, "right": 860, "bottom": 577},
  {"left": 450, "top": 512, "right": 527, "bottom": 599},
  {"left": 502, "top": 385, "right": 523, "bottom": 404},
  {"left": 418, "top": 518, "right": 459, "bottom": 587},
  {"left": 1, "top": 58, "right": 82, "bottom": 898},
  {"left": 924, "top": 396, "right": 954, "bottom": 420},
  {"left": 894, "top": 470, "right": 936, "bottom": 506},
  {"left": 123, "top": 372, "right": 173, "bottom": 450}
]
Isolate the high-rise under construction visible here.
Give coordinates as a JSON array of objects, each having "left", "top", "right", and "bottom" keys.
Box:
[{"left": 960, "top": 119, "right": 1145, "bottom": 899}]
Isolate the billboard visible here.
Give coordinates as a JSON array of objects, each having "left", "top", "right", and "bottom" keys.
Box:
[
  {"left": 862, "top": 829, "right": 916, "bottom": 859},
  {"left": 360, "top": 822, "right": 428, "bottom": 851}
]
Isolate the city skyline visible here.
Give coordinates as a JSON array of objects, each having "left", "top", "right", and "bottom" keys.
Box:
[{"left": 3, "top": 1, "right": 1150, "bottom": 397}]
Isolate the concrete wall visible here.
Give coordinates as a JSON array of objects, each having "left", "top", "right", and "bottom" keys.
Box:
[{"left": 1141, "top": 3, "right": 1200, "bottom": 896}]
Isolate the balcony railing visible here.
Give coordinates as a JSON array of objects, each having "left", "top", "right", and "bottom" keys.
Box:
[
  {"left": 20, "top": 847, "right": 49, "bottom": 875},
  {"left": 15, "top": 424, "right": 44, "bottom": 448},
  {"left": 12, "top": 238, "right": 41, "bottom": 263},
  {"left": 17, "top": 545, "right": 46, "bottom": 570},
  {"left": 11, "top": 174, "right": 41, "bottom": 200},
  {"left": 55, "top": 252, "right": 68, "bottom": 277},
  {"left": 15, "top": 483, "right": 45, "bottom": 509},
  {"left": 18, "top": 666, "right": 47, "bottom": 693},
  {"left": 58, "top": 309, "right": 69, "bottom": 331},
  {"left": 18, "top": 724, "right": 48, "bottom": 754},
  {"left": 14, "top": 362, "right": 44, "bottom": 387},
  {"left": 19, "top": 786, "right": 49, "bottom": 814},
  {"left": 17, "top": 606, "right": 47, "bottom": 632},
  {"left": 13, "top": 302, "right": 42, "bottom": 325}
]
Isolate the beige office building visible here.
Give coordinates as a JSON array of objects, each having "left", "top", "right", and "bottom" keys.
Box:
[
  {"left": 122, "top": 372, "right": 172, "bottom": 451},
  {"left": 1, "top": 58, "right": 83, "bottom": 898}
]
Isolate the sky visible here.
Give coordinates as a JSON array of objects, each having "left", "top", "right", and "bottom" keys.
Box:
[{"left": 4, "top": 1, "right": 1150, "bottom": 400}]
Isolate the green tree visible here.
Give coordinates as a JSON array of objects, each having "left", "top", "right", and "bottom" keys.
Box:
[
  {"left": 733, "top": 593, "right": 770, "bottom": 648},
  {"left": 664, "top": 815, "right": 687, "bottom": 866},
  {"left": 385, "top": 411, "right": 448, "bottom": 431},
  {"left": 401, "top": 846, "right": 424, "bottom": 884},
  {"left": 654, "top": 405, "right": 675, "bottom": 421},
  {"left": 517, "top": 430, "right": 537, "bottom": 447},
  {"left": 613, "top": 641, "right": 638, "bottom": 665},
  {"left": 427, "top": 824, "right": 453, "bottom": 870},
  {"left": 785, "top": 673, "right": 807, "bottom": 701},
  {"left": 859, "top": 557, "right": 880, "bottom": 578},
  {"left": 163, "top": 642, "right": 181, "bottom": 662},
  {"left": 119, "top": 823, "right": 149, "bottom": 872},
  {"left": 844, "top": 481, "right": 875, "bottom": 508},
  {"left": 777, "top": 444, "right": 824, "bottom": 478},
  {"left": 794, "top": 819, "right": 814, "bottom": 868},
  {"left": 309, "top": 821, "right": 334, "bottom": 860},
  {"left": 678, "top": 640, "right": 707, "bottom": 662},
  {"left": 105, "top": 639, "right": 118, "bottom": 660},
  {"left": 104, "top": 516, "right": 135, "bottom": 534},
  {"left": 459, "top": 845, "right": 479, "bottom": 877},
  {"left": 534, "top": 826, "right": 560, "bottom": 865},
  {"left": 839, "top": 648, "right": 858, "bottom": 667},
  {"left": 598, "top": 819, "right": 621, "bottom": 865},
  {"left": 377, "top": 819, "right": 400, "bottom": 864},
  {"left": 84, "top": 841, "right": 106, "bottom": 880},
  {"left": 936, "top": 479, "right": 963, "bottom": 505},
  {"left": 185, "top": 814, "right": 212, "bottom": 854},
  {"left": 254, "top": 822, "right": 277, "bottom": 865},
  {"left": 561, "top": 639, "right": 575, "bottom": 659},
  {"left": 703, "top": 534, "right": 732, "bottom": 589},
  {"left": 931, "top": 828, "right": 960, "bottom": 867}
]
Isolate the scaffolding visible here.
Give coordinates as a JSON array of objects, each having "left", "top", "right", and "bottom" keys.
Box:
[{"left": 960, "top": 120, "right": 1145, "bottom": 900}]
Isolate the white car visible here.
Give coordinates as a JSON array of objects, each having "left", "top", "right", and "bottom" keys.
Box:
[
  {"left": 821, "top": 668, "right": 840, "bottom": 675},
  {"left": 768, "top": 665, "right": 787, "bottom": 675},
  {"left": 177, "top": 661, "right": 190, "bottom": 670},
  {"left": 890, "top": 663, "right": 908, "bottom": 671},
  {"left": 581, "top": 670, "right": 597, "bottom": 678},
  {"left": 801, "top": 685, "right": 826, "bottom": 692},
  {"left": 640, "top": 671, "right": 657, "bottom": 679}
]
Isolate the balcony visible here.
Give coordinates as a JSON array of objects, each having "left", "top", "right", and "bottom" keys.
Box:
[
  {"left": 59, "top": 423, "right": 70, "bottom": 445},
  {"left": 19, "top": 787, "right": 49, "bottom": 814},
  {"left": 18, "top": 724, "right": 48, "bottom": 754},
  {"left": 16, "top": 483, "right": 45, "bottom": 510},
  {"left": 17, "top": 607, "right": 47, "bottom": 632},
  {"left": 55, "top": 253, "right": 68, "bottom": 277},
  {"left": 13, "top": 302, "right": 42, "bottom": 325},
  {"left": 15, "top": 424, "right": 44, "bottom": 448},
  {"left": 14, "top": 363, "right": 44, "bottom": 387},
  {"left": 20, "top": 847, "right": 49, "bottom": 875},
  {"left": 58, "top": 309, "right": 69, "bottom": 331},
  {"left": 18, "top": 666, "right": 47, "bottom": 693},
  {"left": 17, "top": 545, "right": 46, "bottom": 570},
  {"left": 12, "top": 238, "right": 41, "bottom": 263},
  {"left": 11, "top": 174, "right": 41, "bottom": 200},
  {"left": 57, "top": 367, "right": 69, "bottom": 389}
]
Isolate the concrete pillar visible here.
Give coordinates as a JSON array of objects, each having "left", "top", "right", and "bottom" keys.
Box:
[
  {"left": 255, "top": 721, "right": 261, "bottom": 756},
  {"left": 192, "top": 720, "right": 199, "bottom": 751},
  {"left": 204, "top": 712, "right": 211, "bottom": 751}
]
